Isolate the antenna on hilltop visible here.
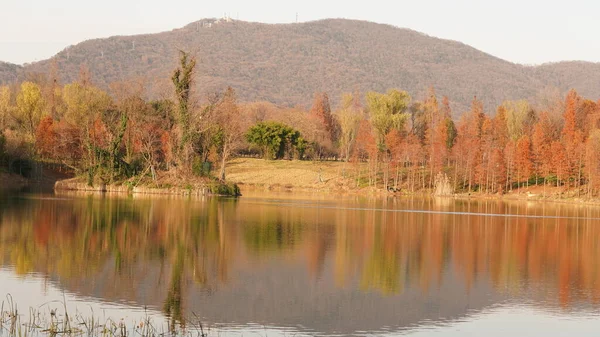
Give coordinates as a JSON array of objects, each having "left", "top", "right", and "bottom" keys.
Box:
[{"left": 296, "top": 12, "right": 298, "bottom": 23}]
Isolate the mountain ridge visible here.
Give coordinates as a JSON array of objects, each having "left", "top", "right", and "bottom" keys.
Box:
[{"left": 1, "top": 18, "right": 599, "bottom": 112}]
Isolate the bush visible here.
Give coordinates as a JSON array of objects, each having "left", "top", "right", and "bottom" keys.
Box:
[
  {"left": 208, "top": 181, "right": 241, "bottom": 196},
  {"left": 192, "top": 157, "right": 212, "bottom": 177},
  {"left": 246, "top": 121, "right": 306, "bottom": 160}
]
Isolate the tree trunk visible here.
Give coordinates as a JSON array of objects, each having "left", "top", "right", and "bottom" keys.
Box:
[{"left": 219, "top": 144, "right": 229, "bottom": 181}]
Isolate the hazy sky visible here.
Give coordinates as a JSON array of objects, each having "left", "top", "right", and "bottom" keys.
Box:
[{"left": 1, "top": 0, "right": 599, "bottom": 65}]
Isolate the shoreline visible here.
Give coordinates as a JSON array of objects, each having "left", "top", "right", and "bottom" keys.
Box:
[
  {"left": 225, "top": 158, "right": 600, "bottom": 206},
  {"left": 49, "top": 179, "right": 600, "bottom": 207},
  {"left": 0, "top": 172, "right": 29, "bottom": 193},
  {"left": 234, "top": 183, "right": 600, "bottom": 207},
  {"left": 8, "top": 158, "right": 595, "bottom": 207},
  {"left": 54, "top": 177, "right": 240, "bottom": 197}
]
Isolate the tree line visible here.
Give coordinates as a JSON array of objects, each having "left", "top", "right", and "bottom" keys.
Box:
[{"left": 0, "top": 51, "right": 599, "bottom": 195}]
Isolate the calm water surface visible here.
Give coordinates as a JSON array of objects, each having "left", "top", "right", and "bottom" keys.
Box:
[{"left": 2, "top": 191, "right": 600, "bottom": 336}]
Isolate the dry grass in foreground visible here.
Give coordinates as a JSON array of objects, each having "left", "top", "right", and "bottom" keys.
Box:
[{"left": 0, "top": 295, "right": 208, "bottom": 337}]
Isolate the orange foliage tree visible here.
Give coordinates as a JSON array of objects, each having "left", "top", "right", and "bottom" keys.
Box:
[
  {"left": 514, "top": 135, "right": 533, "bottom": 187},
  {"left": 35, "top": 116, "right": 56, "bottom": 158}
]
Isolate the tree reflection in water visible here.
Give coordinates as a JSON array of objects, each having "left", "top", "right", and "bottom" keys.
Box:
[{"left": 1, "top": 194, "right": 600, "bottom": 326}]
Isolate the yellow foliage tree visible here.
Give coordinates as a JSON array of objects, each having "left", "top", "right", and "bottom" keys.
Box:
[
  {"left": 0, "top": 85, "right": 12, "bottom": 130},
  {"left": 62, "top": 83, "right": 111, "bottom": 126},
  {"left": 366, "top": 89, "right": 410, "bottom": 151},
  {"left": 16, "top": 82, "right": 45, "bottom": 139}
]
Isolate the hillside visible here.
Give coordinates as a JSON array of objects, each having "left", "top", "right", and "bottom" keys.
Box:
[
  {"left": 2, "top": 18, "right": 600, "bottom": 112},
  {"left": 0, "top": 61, "right": 21, "bottom": 84},
  {"left": 532, "top": 61, "right": 600, "bottom": 100}
]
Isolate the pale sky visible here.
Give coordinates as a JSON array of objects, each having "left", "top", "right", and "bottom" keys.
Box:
[{"left": 1, "top": 0, "right": 599, "bottom": 65}]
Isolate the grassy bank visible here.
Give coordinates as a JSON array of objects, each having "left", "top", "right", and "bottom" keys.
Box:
[
  {"left": 47, "top": 157, "right": 600, "bottom": 204},
  {"left": 225, "top": 158, "right": 600, "bottom": 204},
  {"left": 226, "top": 158, "right": 359, "bottom": 193},
  {"left": 54, "top": 174, "right": 240, "bottom": 197}
]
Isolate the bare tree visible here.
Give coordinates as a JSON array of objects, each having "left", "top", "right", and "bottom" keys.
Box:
[{"left": 214, "top": 87, "right": 244, "bottom": 181}]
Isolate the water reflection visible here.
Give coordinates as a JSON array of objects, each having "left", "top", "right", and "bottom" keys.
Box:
[{"left": 1, "top": 193, "right": 600, "bottom": 335}]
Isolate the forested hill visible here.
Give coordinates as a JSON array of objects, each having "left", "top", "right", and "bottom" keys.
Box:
[
  {"left": 2, "top": 18, "right": 600, "bottom": 112},
  {"left": 0, "top": 61, "right": 21, "bottom": 84}
]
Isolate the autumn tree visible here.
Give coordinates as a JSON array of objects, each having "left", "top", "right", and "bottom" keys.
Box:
[
  {"left": 423, "top": 88, "right": 447, "bottom": 183},
  {"left": 0, "top": 86, "right": 12, "bottom": 131},
  {"left": 352, "top": 119, "right": 378, "bottom": 187},
  {"left": 503, "top": 100, "right": 535, "bottom": 141},
  {"left": 514, "top": 135, "right": 533, "bottom": 187},
  {"left": 475, "top": 116, "right": 492, "bottom": 192},
  {"left": 404, "top": 133, "right": 425, "bottom": 192},
  {"left": 190, "top": 92, "right": 226, "bottom": 165},
  {"left": 214, "top": 87, "right": 245, "bottom": 180},
  {"left": 531, "top": 112, "right": 554, "bottom": 191},
  {"left": 309, "top": 92, "right": 337, "bottom": 155},
  {"left": 336, "top": 93, "right": 362, "bottom": 161},
  {"left": 441, "top": 97, "right": 457, "bottom": 154},
  {"left": 100, "top": 107, "right": 132, "bottom": 182},
  {"left": 61, "top": 82, "right": 112, "bottom": 181},
  {"left": 385, "top": 129, "right": 403, "bottom": 190},
  {"left": 35, "top": 116, "right": 56, "bottom": 158},
  {"left": 585, "top": 129, "right": 600, "bottom": 196},
  {"left": 409, "top": 101, "right": 428, "bottom": 143},
  {"left": 579, "top": 99, "right": 598, "bottom": 136},
  {"left": 366, "top": 89, "right": 410, "bottom": 152},
  {"left": 62, "top": 83, "right": 111, "bottom": 127},
  {"left": 561, "top": 89, "right": 584, "bottom": 187},
  {"left": 15, "top": 82, "right": 45, "bottom": 139},
  {"left": 551, "top": 141, "right": 568, "bottom": 187},
  {"left": 109, "top": 80, "right": 147, "bottom": 163},
  {"left": 147, "top": 99, "right": 176, "bottom": 170},
  {"left": 503, "top": 140, "right": 516, "bottom": 191},
  {"left": 454, "top": 97, "right": 485, "bottom": 191},
  {"left": 490, "top": 148, "right": 507, "bottom": 193}
]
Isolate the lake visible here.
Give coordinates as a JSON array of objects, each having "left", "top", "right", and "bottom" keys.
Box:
[{"left": 1, "top": 191, "right": 600, "bottom": 336}]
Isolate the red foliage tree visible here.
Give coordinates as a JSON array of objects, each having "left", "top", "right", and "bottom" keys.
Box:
[
  {"left": 585, "top": 129, "right": 600, "bottom": 195},
  {"left": 426, "top": 90, "right": 448, "bottom": 178},
  {"left": 514, "top": 135, "right": 533, "bottom": 187},
  {"left": 352, "top": 119, "right": 378, "bottom": 187},
  {"left": 35, "top": 115, "right": 57, "bottom": 158},
  {"left": 385, "top": 129, "right": 403, "bottom": 190},
  {"left": 561, "top": 89, "right": 584, "bottom": 186},
  {"left": 531, "top": 113, "right": 553, "bottom": 184},
  {"left": 404, "top": 132, "right": 424, "bottom": 192},
  {"left": 490, "top": 148, "right": 507, "bottom": 194},
  {"left": 492, "top": 105, "right": 509, "bottom": 150},
  {"left": 53, "top": 120, "right": 82, "bottom": 163},
  {"left": 551, "top": 141, "right": 568, "bottom": 187},
  {"left": 455, "top": 97, "right": 485, "bottom": 191},
  {"left": 475, "top": 117, "right": 492, "bottom": 191},
  {"left": 309, "top": 92, "right": 337, "bottom": 151},
  {"left": 91, "top": 117, "right": 109, "bottom": 150}
]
